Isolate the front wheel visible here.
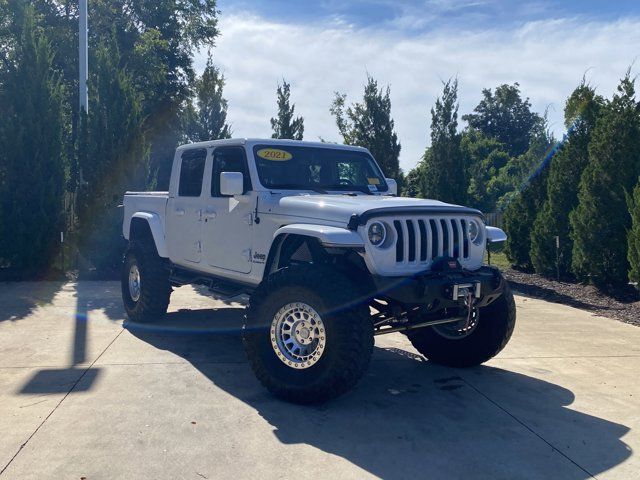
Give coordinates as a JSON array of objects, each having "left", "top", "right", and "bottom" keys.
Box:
[
  {"left": 242, "top": 266, "right": 374, "bottom": 404},
  {"left": 407, "top": 282, "right": 516, "bottom": 367},
  {"left": 121, "top": 242, "right": 171, "bottom": 323}
]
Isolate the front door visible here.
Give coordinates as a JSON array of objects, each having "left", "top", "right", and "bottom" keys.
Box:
[
  {"left": 203, "top": 146, "right": 253, "bottom": 274},
  {"left": 166, "top": 148, "right": 207, "bottom": 265}
]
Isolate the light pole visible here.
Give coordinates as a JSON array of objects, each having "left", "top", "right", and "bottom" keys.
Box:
[{"left": 79, "top": 0, "right": 88, "bottom": 113}]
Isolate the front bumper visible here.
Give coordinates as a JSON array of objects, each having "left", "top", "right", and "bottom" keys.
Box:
[{"left": 371, "top": 265, "right": 506, "bottom": 310}]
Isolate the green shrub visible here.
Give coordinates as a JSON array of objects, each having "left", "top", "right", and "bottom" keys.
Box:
[
  {"left": 530, "top": 83, "right": 602, "bottom": 278},
  {"left": 570, "top": 75, "right": 640, "bottom": 288}
]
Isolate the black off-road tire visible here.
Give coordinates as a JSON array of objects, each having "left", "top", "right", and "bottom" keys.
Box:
[
  {"left": 121, "top": 241, "right": 171, "bottom": 323},
  {"left": 407, "top": 283, "right": 516, "bottom": 367},
  {"left": 242, "top": 266, "right": 374, "bottom": 404}
]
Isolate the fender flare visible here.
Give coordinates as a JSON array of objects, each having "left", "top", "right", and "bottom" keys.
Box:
[
  {"left": 273, "top": 224, "right": 364, "bottom": 248},
  {"left": 127, "top": 212, "right": 169, "bottom": 258}
]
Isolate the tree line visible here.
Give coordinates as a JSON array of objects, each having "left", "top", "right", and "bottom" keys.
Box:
[
  {"left": 0, "top": 2, "right": 402, "bottom": 277},
  {"left": 405, "top": 74, "right": 640, "bottom": 290},
  {"left": 1, "top": 1, "right": 639, "bottom": 290},
  {"left": 0, "top": 2, "right": 300, "bottom": 276},
  {"left": 0, "top": 1, "right": 220, "bottom": 276},
  {"left": 507, "top": 74, "right": 640, "bottom": 291}
]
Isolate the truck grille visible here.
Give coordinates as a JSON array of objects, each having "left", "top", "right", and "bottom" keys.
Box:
[{"left": 392, "top": 217, "right": 469, "bottom": 264}]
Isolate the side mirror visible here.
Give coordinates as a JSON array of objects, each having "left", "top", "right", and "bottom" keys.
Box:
[
  {"left": 385, "top": 178, "right": 398, "bottom": 196},
  {"left": 486, "top": 226, "right": 507, "bottom": 243},
  {"left": 384, "top": 178, "right": 398, "bottom": 196},
  {"left": 220, "top": 171, "right": 244, "bottom": 196}
]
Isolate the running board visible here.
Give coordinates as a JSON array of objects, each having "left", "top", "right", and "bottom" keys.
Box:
[
  {"left": 169, "top": 266, "right": 255, "bottom": 298},
  {"left": 208, "top": 281, "right": 246, "bottom": 299}
]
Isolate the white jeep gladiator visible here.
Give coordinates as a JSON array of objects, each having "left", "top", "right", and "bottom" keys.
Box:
[{"left": 122, "top": 139, "right": 514, "bottom": 403}]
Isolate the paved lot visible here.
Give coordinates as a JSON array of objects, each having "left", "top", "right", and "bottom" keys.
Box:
[{"left": 0, "top": 281, "right": 639, "bottom": 480}]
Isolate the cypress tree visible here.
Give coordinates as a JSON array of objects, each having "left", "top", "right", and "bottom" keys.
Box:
[
  {"left": 628, "top": 179, "right": 640, "bottom": 284},
  {"left": 421, "top": 79, "right": 467, "bottom": 204},
  {"left": 0, "top": 7, "right": 67, "bottom": 272},
  {"left": 76, "top": 39, "right": 149, "bottom": 273},
  {"left": 271, "top": 80, "right": 304, "bottom": 140},
  {"left": 194, "top": 53, "right": 231, "bottom": 141},
  {"left": 330, "top": 75, "right": 401, "bottom": 180},
  {"left": 183, "top": 53, "right": 232, "bottom": 143},
  {"left": 530, "top": 83, "right": 603, "bottom": 277},
  {"left": 503, "top": 168, "right": 549, "bottom": 269},
  {"left": 570, "top": 74, "right": 640, "bottom": 288}
]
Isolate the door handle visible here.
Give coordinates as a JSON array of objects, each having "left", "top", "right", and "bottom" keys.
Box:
[
  {"left": 204, "top": 209, "right": 217, "bottom": 219},
  {"left": 175, "top": 208, "right": 185, "bottom": 216}
]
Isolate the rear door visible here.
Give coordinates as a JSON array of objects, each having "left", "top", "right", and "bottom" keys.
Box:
[
  {"left": 166, "top": 148, "right": 207, "bottom": 265},
  {"left": 203, "top": 146, "right": 253, "bottom": 273}
]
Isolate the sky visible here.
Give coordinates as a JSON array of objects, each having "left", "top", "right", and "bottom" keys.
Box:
[{"left": 194, "top": 0, "right": 640, "bottom": 172}]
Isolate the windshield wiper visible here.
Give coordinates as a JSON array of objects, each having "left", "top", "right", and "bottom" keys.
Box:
[
  {"left": 274, "top": 184, "right": 328, "bottom": 194},
  {"left": 344, "top": 186, "right": 374, "bottom": 195},
  {"left": 308, "top": 187, "right": 328, "bottom": 194},
  {"left": 271, "top": 184, "right": 377, "bottom": 195}
]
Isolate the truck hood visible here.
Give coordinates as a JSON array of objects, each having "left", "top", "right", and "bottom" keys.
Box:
[{"left": 269, "top": 193, "right": 482, "bottom": 225}]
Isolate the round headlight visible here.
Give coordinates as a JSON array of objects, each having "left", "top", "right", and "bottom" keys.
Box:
[
  {"left": 368, "top": 222, "right": 386, "bottom": 247},
  {"left": 468, "top": 220, "right": 483, "bottom": 245}
]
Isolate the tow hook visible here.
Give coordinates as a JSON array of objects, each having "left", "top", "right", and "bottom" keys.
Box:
[
  {"left": 463, "top": 290, "right": 477, "bottom": 329},
  {"left": 452, "top": 283, "right": 481, "bottom": 330}
]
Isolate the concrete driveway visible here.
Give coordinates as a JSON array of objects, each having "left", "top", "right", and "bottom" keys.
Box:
[{"left": 0, "top": 281, "right": 638, "bottom": 480}]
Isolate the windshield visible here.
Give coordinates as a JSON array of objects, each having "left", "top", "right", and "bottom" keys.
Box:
[{"left": 253, "top": 145, "right": 388, "bottom": 193}]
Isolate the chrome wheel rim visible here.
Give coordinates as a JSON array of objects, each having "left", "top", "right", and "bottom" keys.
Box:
[
  {"left": 128, "top": 264, "right": 141, "bottom": 302},
  {"left": 432, "top": 310, "right": 479, "bottom": 340},
  {"left": 270, "top": 302, "right": 326, "bottom": 369}
]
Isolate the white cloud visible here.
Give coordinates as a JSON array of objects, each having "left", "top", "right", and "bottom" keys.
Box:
[{"left": 195, "top": 13, "right": 640, "bottom": 172}]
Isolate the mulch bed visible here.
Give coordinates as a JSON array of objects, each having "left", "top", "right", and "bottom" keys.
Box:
[{"left": 503, "top": 268, "right": 640, "bottom": 327}]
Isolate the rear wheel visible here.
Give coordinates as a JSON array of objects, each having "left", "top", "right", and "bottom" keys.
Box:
[
  {"left": 121, "top": 241, "right": 171, "bottom": 323},
  {"left": 242, "top": 266, "right": 374, "bottom": 404},
  {"left": 407, "top": 283, "right": 516, "bottom": 367}
]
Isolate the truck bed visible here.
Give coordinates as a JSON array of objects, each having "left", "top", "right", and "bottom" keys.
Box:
[{"left": 122, "top": 191, "right": 169, "bottom": 240}]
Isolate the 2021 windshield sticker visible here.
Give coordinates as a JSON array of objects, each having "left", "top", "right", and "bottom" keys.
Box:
[{"left": 257, "top": 148, "right": 292, "bottom": 161}]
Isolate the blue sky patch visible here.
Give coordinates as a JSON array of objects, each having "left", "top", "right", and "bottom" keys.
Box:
[
  {"left": 220, "top": 0, "right": 640, "bottom": 32},
  {"left": 209, "top": 1, "right": 640, "bottom": 171}
]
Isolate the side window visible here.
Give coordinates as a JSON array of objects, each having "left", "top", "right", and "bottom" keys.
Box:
[
  {"left": 211, "top": 147, "right": 252, "bottom": 196},
  {"left": 178, "top": 149, "right": 207, "bottom": 197}
]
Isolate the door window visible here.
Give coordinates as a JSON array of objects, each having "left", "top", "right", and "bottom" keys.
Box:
[
  {"left": 178, "top": 148, "right": 207, "bottom": 197},
  {"left": 211, "top": 147, "right": 252, "bottom": 196}
]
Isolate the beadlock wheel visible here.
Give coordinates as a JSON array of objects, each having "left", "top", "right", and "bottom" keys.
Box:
[
  {"left": 270, "top": 302, "right": 326, "bottom": 369},
  {"left": 243, "top": 266, "right": 375, "bottom": 403}
]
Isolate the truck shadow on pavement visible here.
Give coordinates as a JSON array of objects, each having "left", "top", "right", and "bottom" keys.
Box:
[{"left": 127, "top": 308, "right": 632, "bottom": 479}]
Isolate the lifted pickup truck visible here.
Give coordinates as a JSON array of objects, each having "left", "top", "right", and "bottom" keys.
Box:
[{"left": 122, "top": 139, "right": 514, "bottom": 403}]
